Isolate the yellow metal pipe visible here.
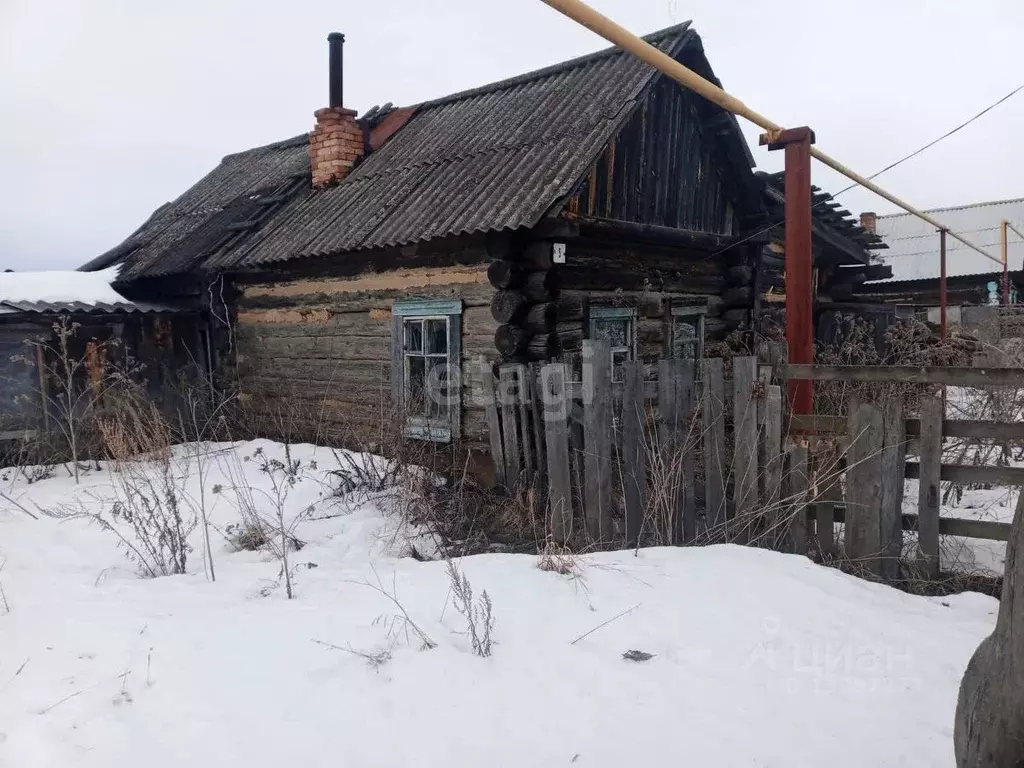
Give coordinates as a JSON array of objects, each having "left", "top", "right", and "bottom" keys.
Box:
[{"left": 538, "top": 0, "right": 1000, "bottom": 264}]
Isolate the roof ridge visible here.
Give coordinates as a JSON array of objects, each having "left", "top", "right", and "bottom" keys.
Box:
[
  {"left": 418, "top": 21, "right": 693, "bottom": 109},
  {"left": 222, "top": 133, "right": 308, "bottom": 162},
  {"left": 877, "top": 196, "right": 1024, "bottom": 219}
]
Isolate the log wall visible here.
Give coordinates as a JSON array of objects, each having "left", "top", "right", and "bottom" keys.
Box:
[{"left": 232, "top": 264, "right": 497, "bottom": 449}]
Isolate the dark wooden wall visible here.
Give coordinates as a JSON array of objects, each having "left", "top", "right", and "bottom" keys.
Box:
[{"left": 567, "top": 77, "right": 739, "bottom": 235}]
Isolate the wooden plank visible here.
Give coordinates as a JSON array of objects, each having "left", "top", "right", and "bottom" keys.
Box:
[
  {"left": 790, "top": 414, "right": 1024, "bottom": 442},
  {"left": 529, "top": 364, "right": 547, "bottom": 480},
  {"left": 511, "top": 364, "right": 534, "bottom": 474},
  {"left": 499, "top": 366, "right": 522, "bottom": 484},
  {"left": 761, "top": 385, "right": 784, "bottom": 545},
  {"left": 679, "top": 361, "right": 696, "bottom": 543},
  {"left": 541, "top": 363, "right": 573, "bottom": 543},
  {"left": 879, "top": 399, "right": 906, "bottom": 582},
  {"left": 621, "top": 360, "right": 648, "bottom": 546},
  {"left": 784, "top": 364, "right": 1024, "bottom": 388},
  {"left": 479, "top": 357, "right": 506, "bottom": 487},
  {"left": 732, "top": 356, "right": 759, "bottom": 542},
  {"left": 904, "top": 463, "right": 1024, "bottom": 486},
  {"left": 917, "top": 394, "right": 943, "bottom": 578},
  {"left": 846, "top": 398, "right": 885, "bottom": 576},
  {"left": 582, "top": 340, "right": 613, "bottom": 543},
  {"left": 805, "top": 506, "right": 1011, "bottom": 543},
  {"left": 702, "top": 358, "right": 727, "bottom": 535},
  {"left": 785, "top": 442, "right": 809, "bottom": 554},
  {"left": 816, "top": 501, "right": 836, "bottom": 556}
]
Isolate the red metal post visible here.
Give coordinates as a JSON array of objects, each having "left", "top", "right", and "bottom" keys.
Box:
[
  {"left": 760, "top": 127, "right": 815, "bottom": 415},
  {"left": 939, "top": 228, "right": 947, "bottom": 340},
  {"left": 1003, "top": 220, "right": 1010, "bottom": 305}
]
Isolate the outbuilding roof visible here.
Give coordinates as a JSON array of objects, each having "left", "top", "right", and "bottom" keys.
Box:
[{"left": 872, "top": 197, "right": 1024, "bottom": 283}]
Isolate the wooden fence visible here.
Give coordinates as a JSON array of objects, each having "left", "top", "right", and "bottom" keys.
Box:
[
  {"left": 483, "top": 342, "right": 785, "bottom": 548},
  {"left": 484, "top": 350, "right": 1024, "bottom": 579}
]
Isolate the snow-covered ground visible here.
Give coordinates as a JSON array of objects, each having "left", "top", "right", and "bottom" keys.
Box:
[{"left": 0, "top": 440, "right": 997, "bottom": 767}]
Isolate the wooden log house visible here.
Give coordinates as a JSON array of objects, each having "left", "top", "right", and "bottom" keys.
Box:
[{"left": 80, "top": 23, "right": 886, "bottom": 470}]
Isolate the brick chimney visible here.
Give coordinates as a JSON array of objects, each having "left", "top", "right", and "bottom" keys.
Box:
[
  {"left": 310, "top": 33, "right": 363, "bottom": 188},
  {"left": 859, "top": 211, "right": 877, "bottom": 234}
]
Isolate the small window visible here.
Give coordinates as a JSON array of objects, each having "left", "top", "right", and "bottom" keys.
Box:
[
  {"left": 392, "top": 300, "right": 462, "bottom": 442},
  {"left": 670, "top": 307, "right": 705, "bottom": 371},
  {"left": 589, "top": 306, "right": 636, "bottom": 382}
]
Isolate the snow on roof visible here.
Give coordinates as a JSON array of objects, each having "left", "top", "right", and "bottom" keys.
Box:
[
  {"left": 872, "top": 197, "right": 1024, "bottom": 283},
  {"left": 0, "top": 267, "right": 128, "bottom": 307}
]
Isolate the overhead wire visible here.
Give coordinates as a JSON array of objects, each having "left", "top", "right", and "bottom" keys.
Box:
[{"left": 708, "top": 81, "right": 1024, "bottom": 260}]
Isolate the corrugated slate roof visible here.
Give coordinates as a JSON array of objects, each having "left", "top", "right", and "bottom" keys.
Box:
[
  {"left": 872, "top": 198, "right": 1024, "bottom": 283},
  {"left": 0, "top": 300, "right": 183, "bottom": 315},
  {"left": 89, "top": 23, "right": 744, "bottom": 280}
]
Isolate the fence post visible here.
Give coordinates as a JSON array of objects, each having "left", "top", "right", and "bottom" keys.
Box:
[
  {"left": 622, "top": 360, "right": 648, "bottom": 546},
  {"left": 732, "top": 356, "right": 759, "bottom": 542},
  {"left": 761, "top": 384, "right": 784, "bottom": 545},
  {"left": 529, "top": 363, "right": 547, "bottom": 480},
  {"left": 846, "top": 397, "right": 885, "bottom": 577},
  {"left": 582, "top": 340, "right": 613, "bottom": 544},
  {"left": 702, "top": 358, "right": 727, "bottom": 536},
  {"left": 785, "top": 441, "right": 809, "bottom": 554},
  {"left": 511, "top": 364, "right": 534, "bottom": 474},
  {"left": 498, "top": 365, "right": 522, "bottom": 484},
  {"left": 541, "top": 363, "right": 572, "bottom": 543},
  {"left": 917, "top": 394, "right": 943, "bottom": 577},
  {"left": 658, "top": 358, "right": 696, "bottom": 543},
  {"left": 879, "top": 399, "right": 906, "bottom": 581},
  {"left": 480, "top": 356, "right": 506, "bottom": 487}
]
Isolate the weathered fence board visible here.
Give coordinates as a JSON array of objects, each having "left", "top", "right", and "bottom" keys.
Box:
[
  {"left": 621, "top": 361, "right": 648, "bottom": 546},
  {"left": 541, "top": 363, "right": 572, "bottom": 543},
  {"left": 917, "top": 394, "right": 943, "bottom": 577},
  {"left": 702, "top": 358, "right": 727, "bottom": 534},
  {"left": 499, "top": 365, "right": 522, "bottom": 483},
  {"left": 761, "top": 385, "right": 783, "bottom": 545},
  {"left": 846, "top": 400, "right": 885, "bottom": 575},
  {"left": 785, "top": 442, "right": 809, "bottom": 554},
  {"left": 806, "top": 505, "right": 1011, "bottom": 542},
  {"left": 582, "top": 340, "right": 613, "bottom": 543},
  {"left": 732, "top": 356, "right": 759, "bottom": 542},
  {"left": 879, "top": 400, "right": 906, "bottom": 581},
  {"left": 480, "top": 357, "right": 506, "bottom": 487},
  {"left": 511, "top": 364, "right": 534, "bottom": 474}
]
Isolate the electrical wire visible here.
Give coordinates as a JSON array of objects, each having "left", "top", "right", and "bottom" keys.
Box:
[{"left": 709, "top": 81, "right": 1024, "bottom": 260}]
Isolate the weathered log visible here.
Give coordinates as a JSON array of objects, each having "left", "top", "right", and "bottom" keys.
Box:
[
  {"left": 487, "top": 259, "right": 522, "bottom": 290},
  {"left": 526, "top": 333, "right": 559, "bottom": 361},
  {"left": 522, "top": 302, "right": 558, "bottom": 333},
  {"left": 523, "top": 270, "right": 558, "bottom": 302},
  {"left": 722, "top": 286, "right": 754, "bottom": 307},
  {"left": 955, "top": 491, "right": 1024, "bottom": 766},
  {"left": 484, "top": 230, "right": 513, "bottom": 260},
  {"left": 494, "top": 324, "right": 530, "bottom": 356},
  {"left": 522, "top": 241, "right": 554, "bottom": 270},
  {"left": 726, "top": 265, "right": 754, "bottom": 285},
  {"left": 490, "top": 289, "right": 527, "bottom": 324}
]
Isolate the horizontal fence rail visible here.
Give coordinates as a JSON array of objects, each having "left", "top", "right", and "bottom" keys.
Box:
[{"left": 784, "top": 364, "right": 1024, "bottom": 388}]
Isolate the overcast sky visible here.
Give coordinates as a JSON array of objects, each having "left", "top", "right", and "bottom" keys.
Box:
[{"left": 0, "top": 0, "right": 1021, "bottom": 270}]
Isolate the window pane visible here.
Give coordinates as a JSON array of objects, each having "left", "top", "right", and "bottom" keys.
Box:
[
  {"left": 426, "top": 319, "right": 448, "bottom": 354},
  {"left": 407, "top": 356, "right": 426, "bottom": 414},
  {"left": 594, "top": 318, "right": 627, "bottom": 347},
  {"left": 673, "top": 318, "right": 697, "bottom": 359},
  {"left": 405, "top": 320, "right": 423, "bottom": 353},
  {"left": 611, "top": 350, "right": 628, "bottom": 382},
  {"left": 425, "top": 357, "right": 449, "bottom": 418}
]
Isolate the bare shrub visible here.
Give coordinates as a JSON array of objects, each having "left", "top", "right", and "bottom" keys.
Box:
[
  {"left": 445, "top": 559, "right": 494, "bottom": 657},
  {"left": 537, "top": 542, "right": 579, "bottom": 575}
]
